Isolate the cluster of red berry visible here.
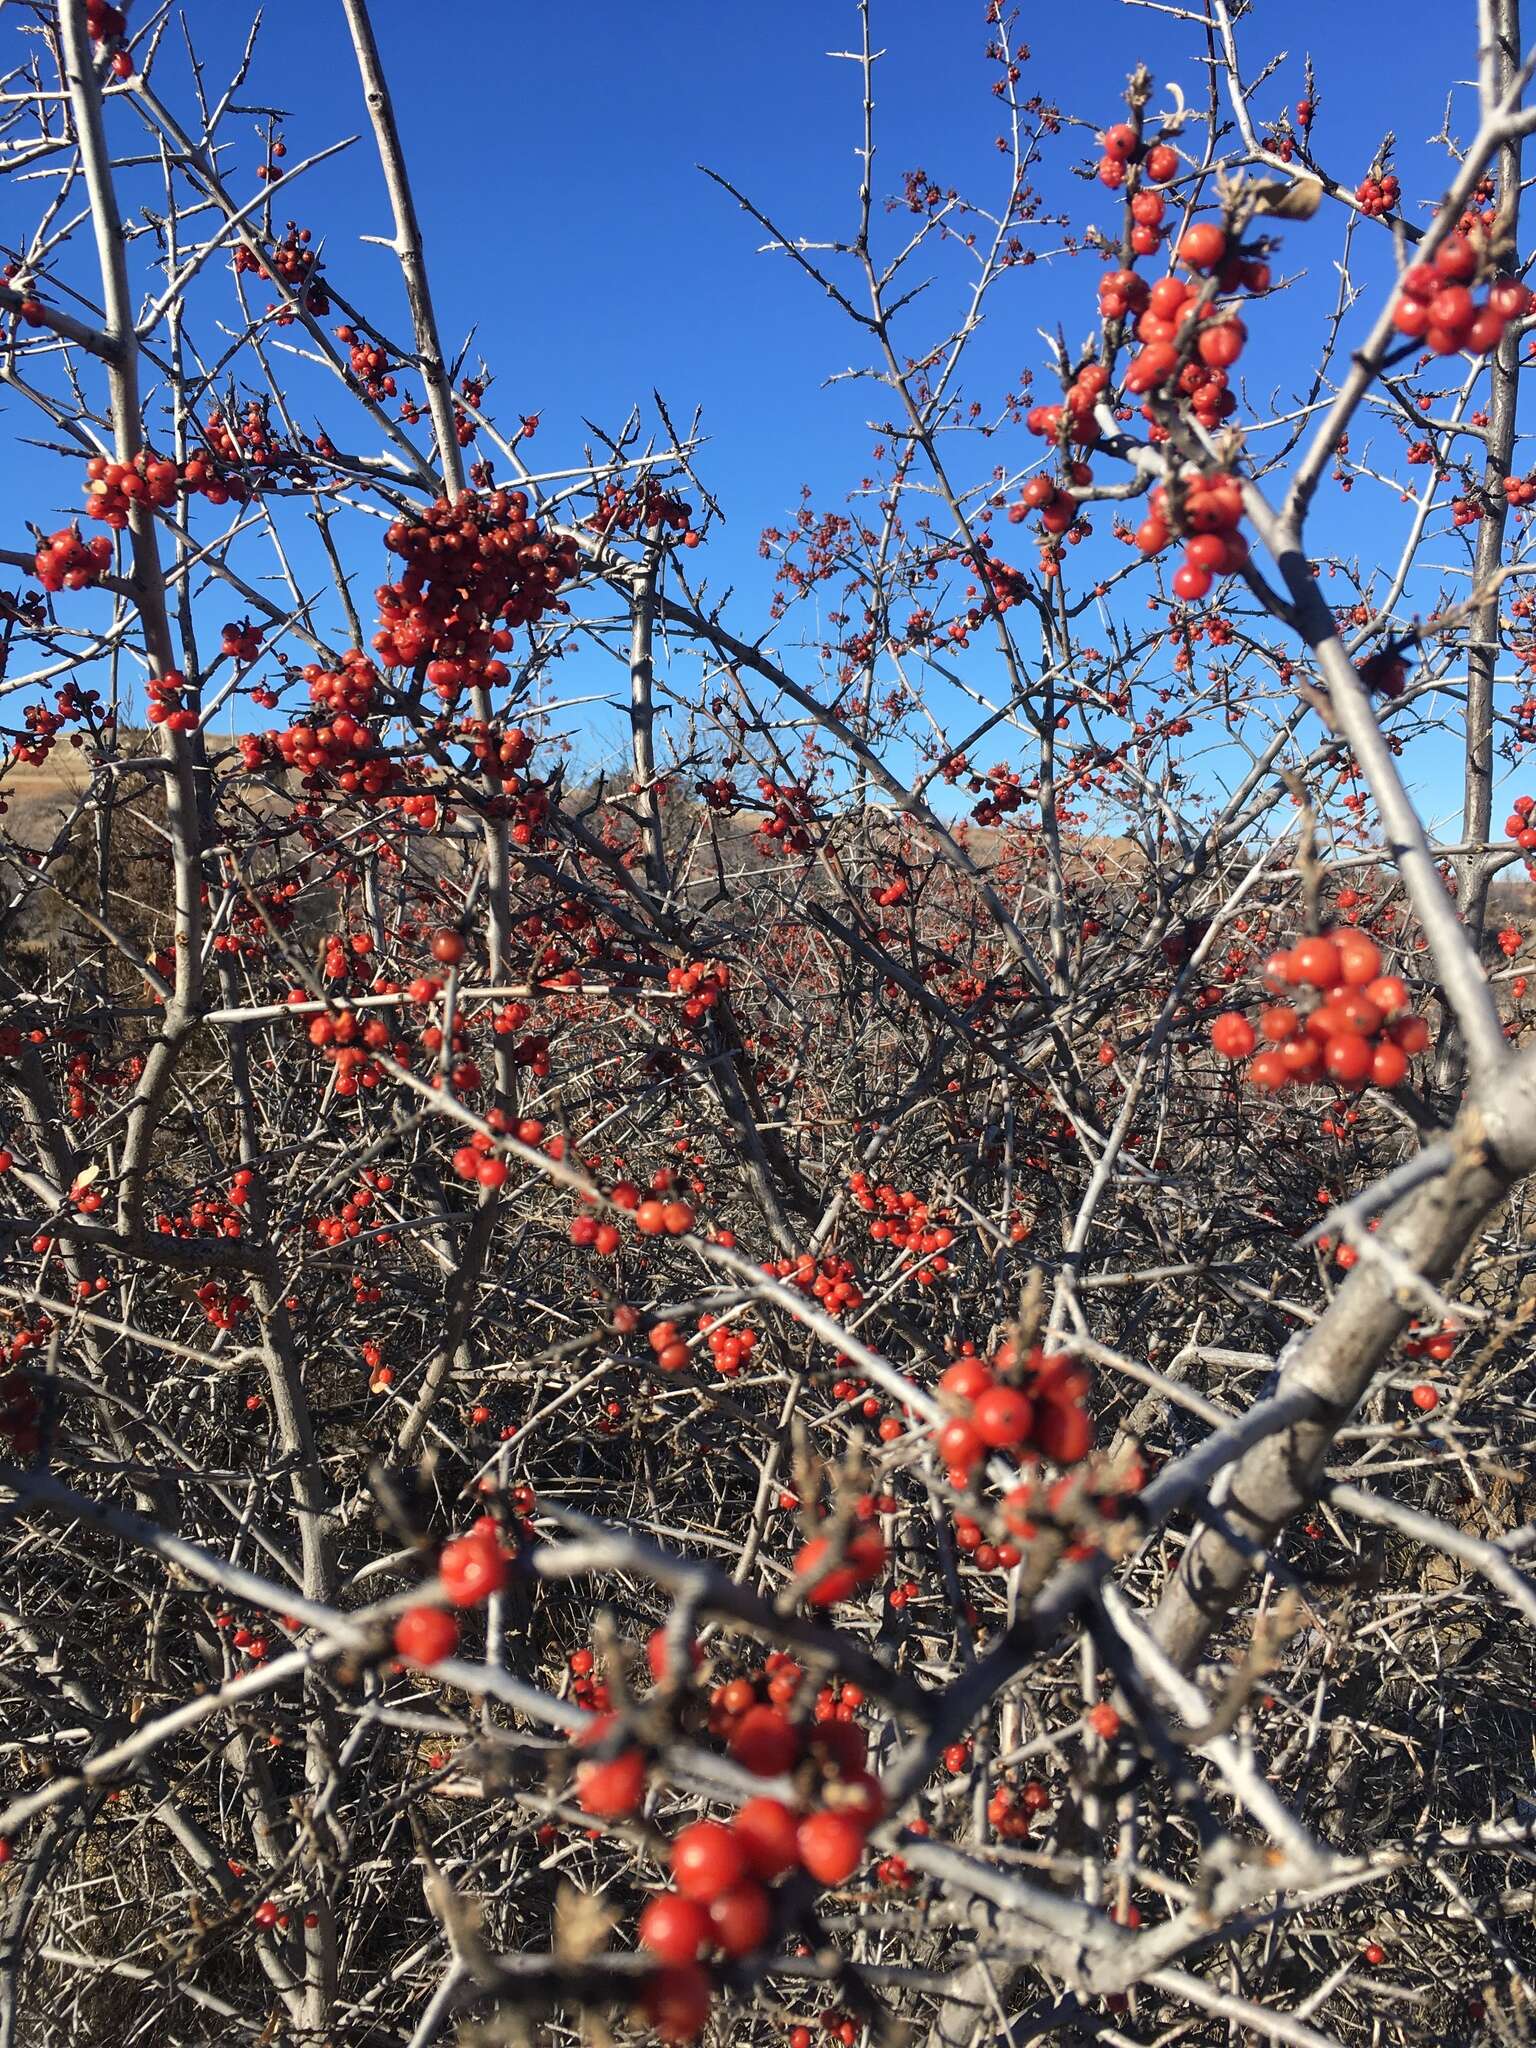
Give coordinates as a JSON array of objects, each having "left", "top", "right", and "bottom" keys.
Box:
[
  {"left": 10, "top": 682, "right": 103, "bottom": 768},
  {"left": 374, "top": 490, "right": 579, "bottom": 698},
  {"left": 753, "top": 776, "right": 818, "bottom": 854},
  {"left": 82, "top": 448, "right": 244, "bottom": 528},
  {"left": 335, "top": 324, "right": 397, "bottom": 401},
  {"left": 848, "top": 1174, "right": 957, "bottom": 1283},
  {"left": 33, "top": 525, "right": 114, "bottom": 593},
  {"left": 253, "top": 133, "right": 288, "bottom": 185},
  {"left": 85, "top": 0, "right": 133, "bottom": 74},
  {"left": 1401, "top": 1322, "right": 1458, "bottom": 1368},
  {"left": 987, "top": 1774, "right": 1052, "bottom": 1841},
  {"left": 451, "top": 376, "right": 486, "bottom": 448},
  {"left": 692, "top": 1309, "right": 759, "bottom": 1377},
  {"left": 202, "top": 401, "right": 294, "bottom": 475},
  {"left": 764, "top": 1249, "right": 864, "bottom": 1314},
  {"left": 1026, "top": 362, "right": 1106, "bottom": 451},
  {"left": 460, "top": 718, "right": 536, "bottom": 782},
  {"left": 303, "top": 1008, "right": 393, "bottom": 1098},
  {"left": 304, "top": 1175, "right": 390, "bottom": 1253},
  {"left": 969, "top": 761, "right": 1027, "bottom": 825},
  {"left": 708, "top": 1657, "right": 867, "bottom": 1764},
  {"left": 1133, "top": 469, "right": 1248, "bottom": 603},
  {"left": 234, "top": 223, "right": 329, "bottom": 321},
  {"left": 62, "top": 1051, "right": 131, "bottom": 1130},
  {"left": 241, "top": 651, "right": 395, "bottom": 797},
  {"left": 391, "top": 1517, "right": 510, "bottom": 1666},
  {"left": 193, "top": 1280, "right": 251, "bottom": 1333},
  {"left": 1392, "top": 234, "right": 1529, "bottom": 355},
  {"left": 1504, "top": 792, "right": 1536, "bottom": 856},
  {"left": 1094, "top": 124, "right": 1181, "bottom": 245},
  {"left": 149, "top": 1172, "right": 261, "bottom": 1245},
  {"left": 145, "top": 669, "right": 199, "bottom": 732},
  {"left": 631, "top": 1663, "right": 888, "bottom": 2042},
  {"left": 324, "top": 929, "right": 380, "bottom": 981},
  {"left": 447, "top": 1110, "right": 557, "bottom": 1188},
  {"left": 215, "top": 1613, "right": 274, "bottom": 1662},
  {"left": 1355, "top": 171, "right": 1400, "bottom": 217},
  {"left": 588, "top": 477, "right": 699, "bottom": 546},
  {"left": 696, "top": 773, "right": 738, "bottom": 813},
  {"left": 931, "top": 1340, "right": 1094, "bottom": 1480},
  {"left": 606, "top": 1178, "right": 697, "bottom": 1237},
  {"left": 220, "top": 618, "right": 261, "bottom": 664},
  {"left": 402, "top": 1621, "right": 894, "bottom": 2039},
  {"left": 563, "top": 1638, "right": 611, "bottom": 1715},
  {"left": 1209, "top": 929, "right": 1429, "bottom": 1091},
  {"left": 1118, "top": 226, "right": 1266, "bottom": 406},
  {"left": 1012, "top": 456, "right": 1093, "bottom": 537},
  {"left": 666, "top": 960, "right": 730, "bottom": 1023},
  {"left": 792, "top": 1512, "right": 888, "bottom": 1606}
]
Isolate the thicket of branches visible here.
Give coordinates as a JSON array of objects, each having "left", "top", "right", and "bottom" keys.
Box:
[{"left": 3, "top": 3, "right": 1536, "bottom": 2045}]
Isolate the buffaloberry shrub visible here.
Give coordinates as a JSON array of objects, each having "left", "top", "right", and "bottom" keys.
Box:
[{"left": 2, "top": 4, "right": 1536, "bottom": 2046}]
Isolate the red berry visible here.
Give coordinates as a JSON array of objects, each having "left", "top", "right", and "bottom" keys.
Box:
[
  {"left": 939, "top": 1357, "right": 993, "bottom": 1401},
  {"left": 646, "top": 1627, "right": 702, "bottom": 1685},
  {"left": 1210, "top": 1012, "right": 1256, "bottom": 1059},
  {"left": 1323, "top": 1032, "right": 1372, "bottom": 1087},
  {"left": 733, "top": 1797, "right": 802, "bottom": 1880},
  {"left": 1335, "top": 935, "right": 1383, "bottom": 985},
  {"left": 937, "top": 1416, "right": 983, "bottom": 1469},
  {"left": 971, "top": 1384, "right": 1033, "bottom": 1447},
  {"left": 1427, "top": 284, "right": 1474, "bottom": 333},
  {"left": 1433, "top": 234, "right": 1477, "bottom": 281},
  {"left": 671, "top": 1821, "right": 747, "bottom": 1902},
  {"left": 1178, "top": 222, "right": 1227, "bottom": 271},
  {"left": 795, "top": 1527, "right": 885, "bottom": 1605},
  {"left": 1290, "top": 935, "right": 1344, "bottom": 987},
  {"left": 706, "top": 1879, "right": 771, "bottom": 1956},
  {"left": 575, "top": 1745, "right": 647, "bottom": 1818},
  {"left": 1365, "top": 974, "right": 1408, "bottom": 1016},
  {"left": 1369, "top": 1040, "right": 1409, "bottom": 1090},
  {"left": 1197, "top": 318, "right": 1245, "bottom": 368},
  {"left": 393, "top": 1606, "right": 458, "bottom": 1664},
  {"left": 639, "top": 1892, "right": 710, "bottom": 1964},
  {"left": 439, "top": 1528, "right": 506, "bottom": 1605},
  {"left": 640, "top": 1962, "right": 713, "bottom": 2043},
  {"left": 728, "top": 1705, "right": 801, "bottom": 1777},
  {"left": 1185, "top": 533, "right": 1229, "bottom": 572},
  {"left": 796, "top": 1809, "right": 866, "bottom": 1885}
]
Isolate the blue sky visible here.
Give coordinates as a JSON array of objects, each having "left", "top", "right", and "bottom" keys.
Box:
[{"left": 4, "top": 0, "right": 1522, "bottom": 827}]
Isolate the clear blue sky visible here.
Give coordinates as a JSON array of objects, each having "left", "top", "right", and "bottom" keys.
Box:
[{"left": 4, "top": 1, "right": 1517, "bottom": 825}]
